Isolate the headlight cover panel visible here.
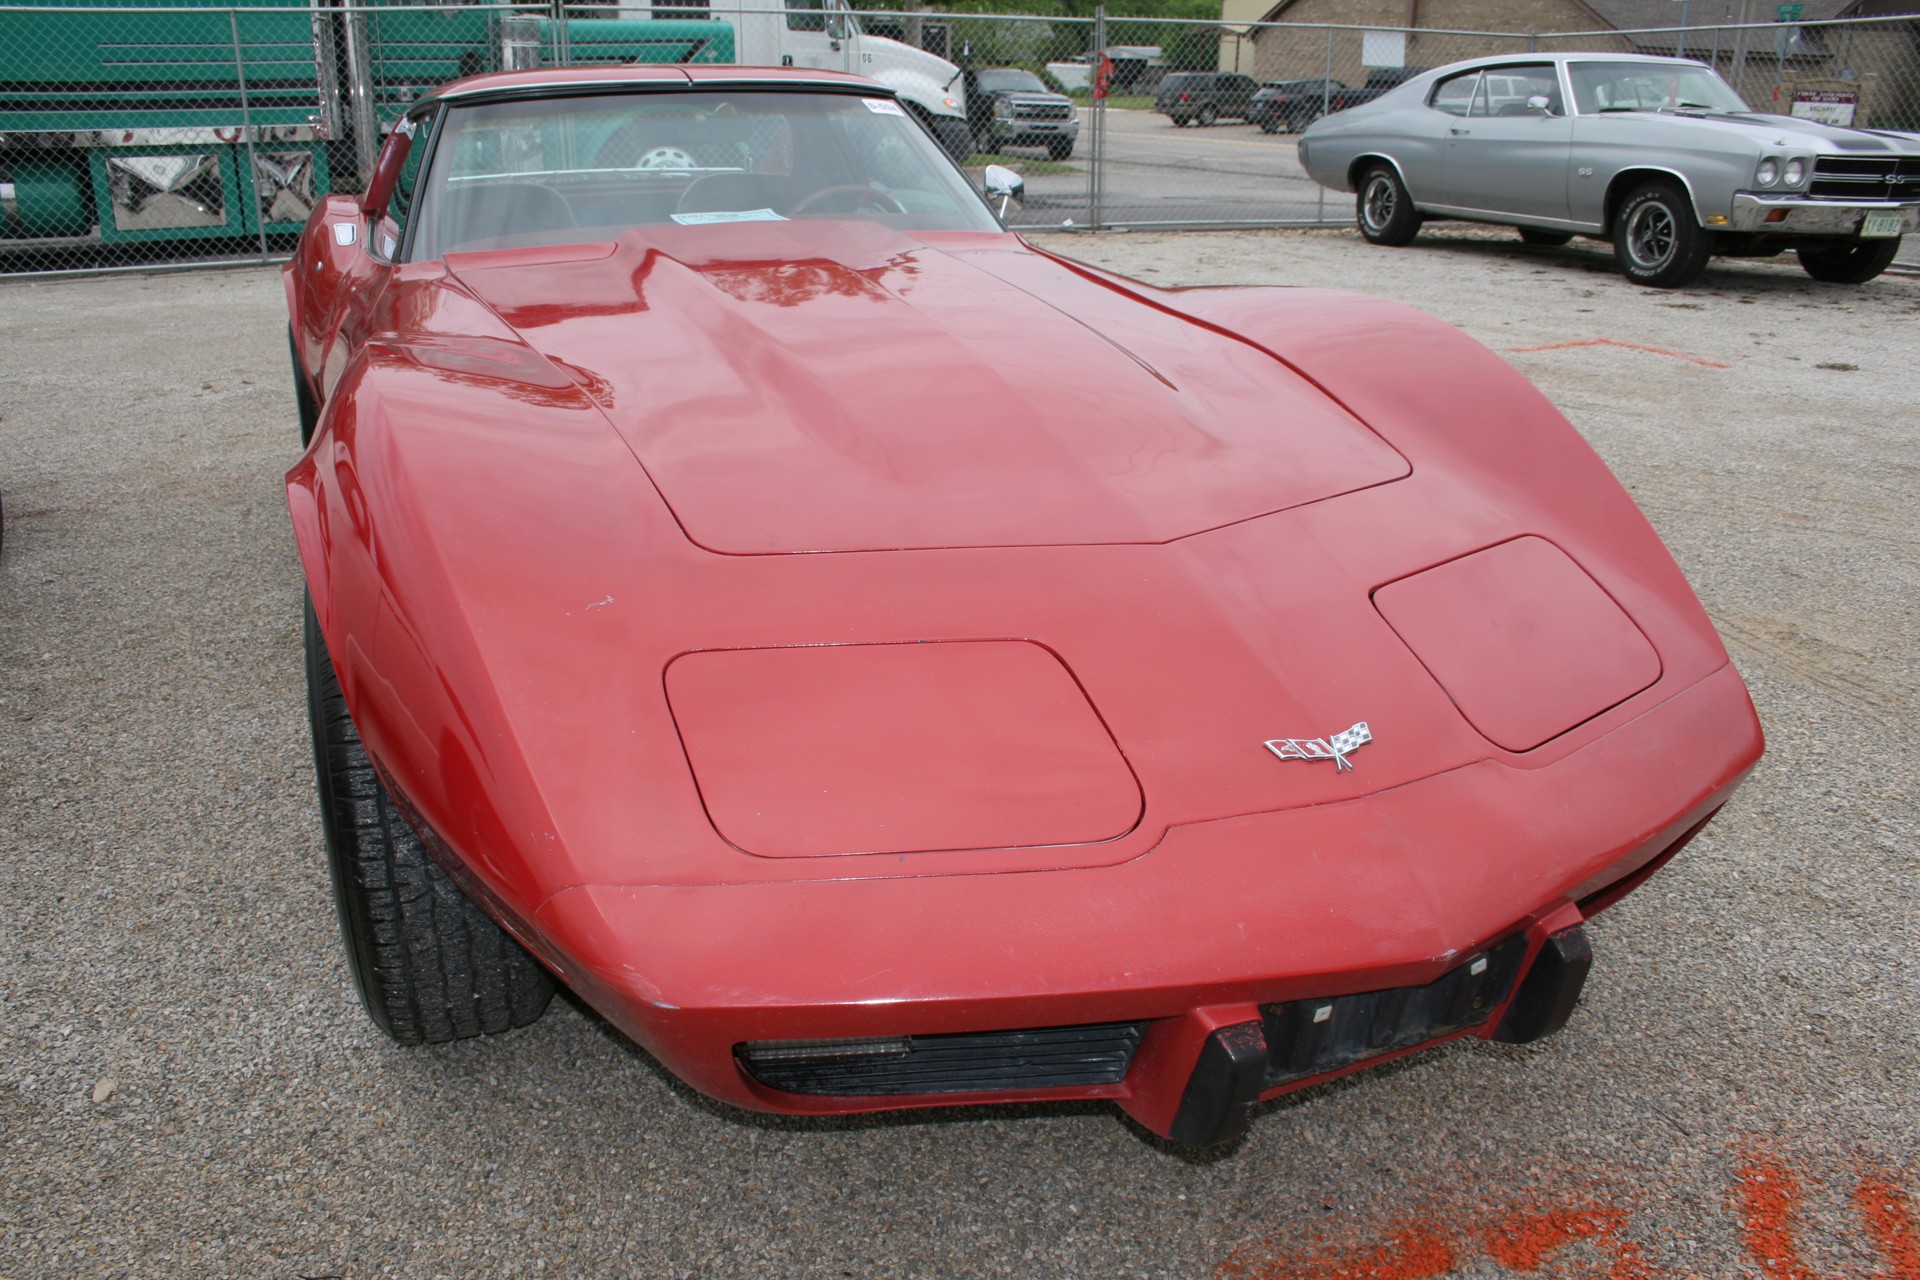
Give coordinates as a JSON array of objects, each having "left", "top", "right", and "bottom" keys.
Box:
[
  {"left": 1372, "top": 537, "right": 1661, "bottom": 754},
  {"left": 666, "top": 640, "right": 1143, "bottom": 859}
]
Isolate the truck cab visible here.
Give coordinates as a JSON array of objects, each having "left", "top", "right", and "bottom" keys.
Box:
[{"left": 622, "top": 0, "right": 970, "bottom": 160}]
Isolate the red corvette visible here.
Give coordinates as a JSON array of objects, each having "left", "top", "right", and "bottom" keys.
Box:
[{"left": 285, "top": 66, "right": 1762, "bottom": 1147}]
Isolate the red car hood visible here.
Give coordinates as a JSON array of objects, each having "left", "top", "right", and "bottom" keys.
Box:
[{"left": 446, "top": 223, "right": 1409, "bottom": 554}]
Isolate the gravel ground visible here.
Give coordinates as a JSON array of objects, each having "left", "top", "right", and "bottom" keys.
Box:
[{"left": 1, "top": 229, "right": 1916, "bottom": 1279}]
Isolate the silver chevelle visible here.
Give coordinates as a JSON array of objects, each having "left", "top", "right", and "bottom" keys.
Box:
[{"left": 1298, "top": 53, "right": 1920, "bottom": 287}]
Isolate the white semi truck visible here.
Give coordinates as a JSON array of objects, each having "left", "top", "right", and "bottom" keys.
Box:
[{"left": 621, "top": 0, "right": 972, "bottom": 161}]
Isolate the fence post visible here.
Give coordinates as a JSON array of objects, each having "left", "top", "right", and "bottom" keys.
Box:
[
  {"left": 549, "top": 0, "right": 571, "bottom": 68},
  {"left": 1089, "top": 6, "right": 1106, "bottom": 231},
  {"left": 1317, "top": 25, "right": 1333, "bottom": 223},
  {"left": 230, "top": 9, "right": 270, "bottom": 259},
  {"left": 1731, "top": 0, "right": 1751, "bottom": 95}
]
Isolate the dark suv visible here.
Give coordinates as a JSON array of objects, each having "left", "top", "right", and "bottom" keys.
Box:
[{"left": 1154, "top": 72, "right": 1259, "bottom": 127}]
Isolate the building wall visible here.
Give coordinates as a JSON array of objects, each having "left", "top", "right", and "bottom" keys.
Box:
[{"left": 1229, "top": 0, "right": 1627, "bottom": 84}]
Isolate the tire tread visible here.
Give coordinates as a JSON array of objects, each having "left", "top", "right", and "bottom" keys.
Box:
[{"left": 305, "top": 598, "right": 554, "bottom": 1045}]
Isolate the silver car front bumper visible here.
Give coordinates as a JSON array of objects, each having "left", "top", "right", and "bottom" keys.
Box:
[{"left": 1726, "top": 194, "right": 1920, "bottom": 235}]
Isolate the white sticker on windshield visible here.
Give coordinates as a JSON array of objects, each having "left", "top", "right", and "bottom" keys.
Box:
[
  {"left": 669, "top": 208, "right": 790, "bottom": 225},
  {"left": 862, "top": 97, "right": 907, "bottom": 116}
]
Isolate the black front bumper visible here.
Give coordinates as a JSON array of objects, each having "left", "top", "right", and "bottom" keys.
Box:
[{"left": 1169, "top": 924, "right": 1593, "bottom": 1147}]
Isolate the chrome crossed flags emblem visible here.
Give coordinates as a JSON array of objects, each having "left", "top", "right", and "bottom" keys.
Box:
[{"left": 1264, "top": 721, "right": 1372, "bottom": 772}]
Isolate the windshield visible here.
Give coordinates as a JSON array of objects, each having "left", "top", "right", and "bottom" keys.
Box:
[
  {"left": 1567, "top": 62, "right": 1749, "bottom": 114},
  {"left": 977, "top": 69, "right": 1049, "bottom": 95},
  {"left": 410, "top": 89, "right": 999, "bottom": 259}
]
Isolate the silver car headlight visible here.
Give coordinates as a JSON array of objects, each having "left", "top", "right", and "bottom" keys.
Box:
[
  {"left": 1784, "top": 157, "right": 1807, "bottom": 186},
  {"left": 1756, "top": 157, "right": 1780, "bottom": 187}
]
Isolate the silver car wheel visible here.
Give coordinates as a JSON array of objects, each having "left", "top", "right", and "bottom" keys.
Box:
[
  {"left": 1624, "top": 200, "right": 1677, "bottom": 270},
  {"left": 1362, "top": 175, "right": 1397, "bottom": 232}
]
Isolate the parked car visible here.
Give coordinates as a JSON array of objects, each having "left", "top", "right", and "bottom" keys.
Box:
[
  {"left": 1154, "top": 71, "right": 1259, "bottom": 126},
  {"left": 286, "top": 64, "right": 1761, "bottom": 1149},
  {"left": 1244, "top": 68, "right": 1431, "bottom": 134},
  {"left": 1299, "top": 53, "right": 1920, "bottom": 286},
  {"left": 1324, "top": 65, "right": 1432, "bottom": 115},
  {"left": 1249, "top": 78, "right": 1346, "bottom": 133},
  {"left": 965, "top": 66, "right": 1079, "bottom": 159}
]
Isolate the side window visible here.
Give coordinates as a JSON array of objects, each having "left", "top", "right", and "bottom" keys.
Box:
[
  {"left": 1429, "top": 70, "right": 1479, "bottom": 117},
  {"left": 1473, "top": 64, "right": 1561, "bottom": 117},
  {"left": 786, "top": 0, "right": 824, "bottom": 32}
]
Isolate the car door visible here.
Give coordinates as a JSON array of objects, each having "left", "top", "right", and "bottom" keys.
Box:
[
  {"left": 1437, "top": 62, "right": 1574, "bottom": 221},
  {"left": 1389, "top": 68, "right": 1475, "bottom": 202},
  {"left": 783, "top": 0, "right": 852, "bottom": 73}
]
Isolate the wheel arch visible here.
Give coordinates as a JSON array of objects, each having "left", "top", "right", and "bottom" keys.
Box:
[
  {"left": 1348, "top": 153, "right": 1411, "bottom": 197},
  {"left": 1603, "top": 167, "right": 1705, "bottom": 234}
]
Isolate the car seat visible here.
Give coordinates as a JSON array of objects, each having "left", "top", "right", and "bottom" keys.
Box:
[{"left": 435, "top": 182, "right": 577, "bottom": 251}]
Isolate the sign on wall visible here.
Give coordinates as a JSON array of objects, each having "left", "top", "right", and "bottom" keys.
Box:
[
  {"left": 1791, "top": 88, "right": 1858, "bottom": 125},
  {"left": 1361, "top": 29, "right": 1406, "bottom": 68}
]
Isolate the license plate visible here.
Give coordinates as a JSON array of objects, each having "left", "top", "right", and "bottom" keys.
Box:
[{"left": 1860, "top": 210, "right": 1903, "bottom": 238}]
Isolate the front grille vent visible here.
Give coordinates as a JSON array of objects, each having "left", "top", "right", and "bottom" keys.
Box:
[
  {"left": 738, "top": 1021, "right": 1148, "bottom": 1097},
  {"left": 1259, "top": 933, "right": 1529, "bottom": 1089},
  {"left": 1014, "top": 103, "right": 1074, "bottom": 120},
  {"left": 1808, "top": 156, "right": 1920, "bottom": 201}
]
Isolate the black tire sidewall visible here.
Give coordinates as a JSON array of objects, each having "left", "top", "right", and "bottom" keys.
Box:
[
  {"left": 1614, "top": 182, "right": 1710, "bottom": 287},
  {"left": 1356, "top": 164, "right": 1419, "bottom": 246},
  {"left": 1797, "top": 236, "right": 1901, "bottom": 284},
  {"left": 290, "top": 325, "right": 320, "bottom": 446},
  {"left": 304, "top": 594, "right": 396, "bottom": 1035}
]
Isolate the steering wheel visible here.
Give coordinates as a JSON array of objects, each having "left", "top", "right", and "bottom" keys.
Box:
[
  {"left": 636, "top": 146, "right": 696, "bottom": 171},
  {"left": 790, "top": 184, "right": 908, "bottom": 216}
]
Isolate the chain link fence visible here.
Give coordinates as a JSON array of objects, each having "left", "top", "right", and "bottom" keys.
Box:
[{"left": 2, "top": 2, "right": 1917, "bottom": 273}]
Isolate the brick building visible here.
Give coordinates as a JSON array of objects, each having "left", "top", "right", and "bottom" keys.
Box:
[{"left": 1213, "top": 0, "right": 1920, "bottom": 128}]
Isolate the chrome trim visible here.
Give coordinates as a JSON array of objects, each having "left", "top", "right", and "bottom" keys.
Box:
[
  {"left": 433, "top": 72, "right": 873, "bottom": 104},
  {"left": 1265, "top": 722, "right": 1373, "bottom": 773},
  {"left": 332, "top": 220, "right": 358, "bottom": 247},
  {"left": 1727, "top": 193, "right": 1920, "bottom": 234},
  {"left": 1417, "top": 201, "right": 1605, "bottom": 234},
  {"left": 341, "top": 9, "right": 379, "bottom": 188}
]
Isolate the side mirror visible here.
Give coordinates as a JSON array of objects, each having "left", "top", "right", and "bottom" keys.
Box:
[
  {"left": 360, "top": 120, "right": 417, "bottom": 218},
  {"left": 984, "top": 163, "right": 1024, "bottom": 217},
  {"left": 1528, "top": 94, "right": 1553, "bottom": 115}
]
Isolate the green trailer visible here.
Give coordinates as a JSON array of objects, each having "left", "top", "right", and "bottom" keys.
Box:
[{"left": 0, "top": 1, "right": 733, "bottom": 251}]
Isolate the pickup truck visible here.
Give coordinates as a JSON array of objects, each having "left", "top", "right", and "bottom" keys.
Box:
[{"left": 1325, "top": 66, "right": 1432, "bottom": 116}]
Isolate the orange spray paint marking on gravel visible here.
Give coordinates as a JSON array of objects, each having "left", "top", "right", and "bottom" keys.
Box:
[
  {"left": 1219, "top": 1225, "right": 1457, "bottom": 1280},
  {"left": 1506, "top": 337, "right": 1732, "bottom": 369},
  {"left": 1854, "top": 1170, "right": 1920, "bottom": 1280},
  {"left": 1484, "top": 1206, "right": 1657, "bottom": 1280},
  {"left": 1219, "top": 1156, "right": 1918, "bottom": 1279}
]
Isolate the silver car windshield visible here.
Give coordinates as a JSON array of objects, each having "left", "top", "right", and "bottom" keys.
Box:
[
  {"left": 978, "top": 70, "right": 1048, "bottom": 94},
  {"left": 1567, "top": 62, "right": 1749, "bottom": 114}
]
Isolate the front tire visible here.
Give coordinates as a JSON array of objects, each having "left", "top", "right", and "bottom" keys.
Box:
[
  {"left": 290, "top": 326, "right": 320, "bottom": 447},
  {"left": 305, "top": 595, "right": 555, "bottom": 1045},
  {"left": 1356, "top": 163, "right": 1421, "bottom": 246},
  {"left": 1796, "top": 237, "right": 1901, "bottom": 284},
  {"left": 1613, "top": 180, "right": 1711, "bottom": 288}
]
